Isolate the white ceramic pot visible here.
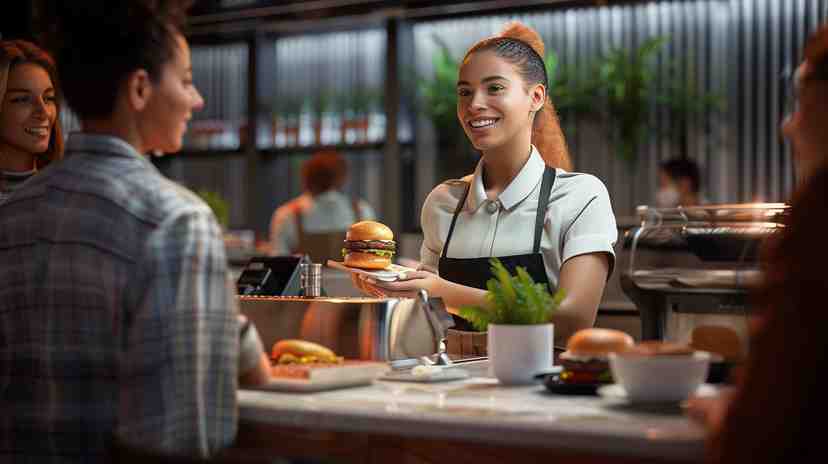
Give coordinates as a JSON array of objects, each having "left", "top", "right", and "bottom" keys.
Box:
[{"left": 488, "top": 323, "right": 554, "bottom": 385}]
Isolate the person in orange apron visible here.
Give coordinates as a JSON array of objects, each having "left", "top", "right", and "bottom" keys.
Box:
[
  {"left": 355, "top": 22, "right": 617, "bottom": 349},
  {"left": 269, "top": 150, "right": 375, "bottom": 263}
]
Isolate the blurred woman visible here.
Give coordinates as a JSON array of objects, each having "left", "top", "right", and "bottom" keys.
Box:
[
  {"left": 0, "top": 39, "right": 63, "bottom": 203},
  {"left": 687, "top": 24, "right": 828, "bottom": 463},
  {"left": 270, "top": 150, "right": 376, "bottom": 262},
  {"left": 355, "top": 22, "right": 617, "bottom": 347}
]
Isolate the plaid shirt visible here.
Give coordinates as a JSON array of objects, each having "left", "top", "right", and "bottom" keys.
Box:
[
  {"left": 0, "top": 169, "right": 36, "bottom": 205},
  {"left": 0, "top": 134, "right": 242, "bottom": 462}
]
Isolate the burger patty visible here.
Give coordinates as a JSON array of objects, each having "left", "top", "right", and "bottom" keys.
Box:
[
  {"left": 559, "top": 357, "right": 610, "bottom": 373},
  {"left": 343, "top": 240, "right": 396, "bottom": 251}
]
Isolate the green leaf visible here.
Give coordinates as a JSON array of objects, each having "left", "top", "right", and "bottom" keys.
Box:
[
  {"left": 458, "top": 305, "right": 493, "bottom": 332},
  {"left": 457, "top": 258, "right": 564, "bottom": 328},
  {"left": 196, "top": 190, "right": 229, "bottom": 228}
]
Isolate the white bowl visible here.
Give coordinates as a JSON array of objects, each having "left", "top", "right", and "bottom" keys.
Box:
[{"left": 608, "top": 351, "right": 711, "bottom": 403}]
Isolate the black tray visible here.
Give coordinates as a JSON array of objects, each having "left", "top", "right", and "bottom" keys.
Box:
[{"left": 541, "top": 374, "right": 603, "bottom": 395}]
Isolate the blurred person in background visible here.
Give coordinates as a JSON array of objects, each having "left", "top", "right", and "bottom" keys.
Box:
[
  {"left": 655, "top": 157, "right": 705, "bottom": 208},
  {"left": 686, "top": 24, "right": 828, "bottom": 464},
  {"left": 0, "top": 1, "right": 270, "bottom": 461},
  {"left": 0, "top": 39, "right": 63, "bottom": 204},
  {"left": 269, "top": 149, "right": 375, "bottom": 263},
  {"left": 354, "top": 22, "right": 617, "bottom": 348}
]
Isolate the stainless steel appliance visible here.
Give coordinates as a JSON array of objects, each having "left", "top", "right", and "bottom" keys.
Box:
[
  {"left": 238, "top": 294, "right": 455, "bottom": 366},
  {"left": 620, "top": 203, "right": 788, "bottom": 355}
]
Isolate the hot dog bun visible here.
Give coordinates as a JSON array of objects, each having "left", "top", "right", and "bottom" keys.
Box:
[{"left": 271, "top": 339, "right": 340, "bottom": 364}]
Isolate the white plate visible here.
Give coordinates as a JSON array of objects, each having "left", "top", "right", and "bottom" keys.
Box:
[
  {"left": 379, "top": 368, "right": 470, "bottom": 383},
  {"left": 255, "top": 376, "right": 376, "bottom": 393},
  {"left": 326, "top": 260, "right": 416, "bottom": 282},
  {"left": 255, "top": 362, "right": 389, "bottom": 393},
  {"left": 597, "top": 383, "right": 719, "bottom": 404}
]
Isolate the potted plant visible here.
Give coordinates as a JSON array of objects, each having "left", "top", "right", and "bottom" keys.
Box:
[
  {"left": 417, "top": 36, "right": 475, "bottom": 181},
  {"left": 460, "top": 258, "right": 565, "bottom": 385},
  {"left": 577, "top": 36, "right": 723, "bottom": 163},
  {"left": 196, "top": 189, "right": 229, "bottom": 229}
]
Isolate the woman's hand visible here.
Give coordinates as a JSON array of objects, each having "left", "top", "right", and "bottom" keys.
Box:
[
  {"left": 684, "top": 387, "right": 736, "bottom": 433},
  {"left": 354, "top": 270, "right": 446, "bottom": 299},
  {"left": 350, "top": 273, "right": 385, "bottom": 298}
]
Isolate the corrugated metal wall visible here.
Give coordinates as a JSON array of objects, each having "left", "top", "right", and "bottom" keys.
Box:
[
  {"left": 733, "top": 0, "right": 828, "bottom": 202},
  {"left": 413, "top": 0, "right": 828, "bottom": 219},
  {"left": 187, "top": 43, "right": 249, "bottom": 150}
]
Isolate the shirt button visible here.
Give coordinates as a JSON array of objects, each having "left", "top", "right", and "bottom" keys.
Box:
[{"left": 486, "top": 200, "right": 500, "bottom": 214}]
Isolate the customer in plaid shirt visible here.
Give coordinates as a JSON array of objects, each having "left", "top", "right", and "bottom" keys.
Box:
[{"left": 0, "top": 1, "right": 271, "bottom": 462}]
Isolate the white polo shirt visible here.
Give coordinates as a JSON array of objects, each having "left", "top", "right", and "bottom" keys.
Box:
[{"left": 420, "top": 146, "right": 617, "bottom": 289}]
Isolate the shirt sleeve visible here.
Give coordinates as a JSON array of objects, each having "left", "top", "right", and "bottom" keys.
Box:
[
  {"left": 560, "top": 175, "right": 618, "bottom": 277},
  {"left": 119, "top": 207, "right": 242, "bottom": 457},
  {"left": 419, "top": 190, "right": 442, "bottom": 272},
  {"left": 359, "top": 199, "right": 377, "bottom": 221},
  {"left": 269, "top": 205, "right": 296, "bottom": 256}
]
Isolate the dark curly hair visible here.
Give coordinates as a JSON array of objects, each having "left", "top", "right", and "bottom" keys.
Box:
[
  {"left": 35, "top": 0, "right": 193, "bottom": 120},
  {"left": 660, "top": 158, "right": 701, "bottom": 193},
  {"left": 0, "top": 39, "right": 63, "bottom": 169},
  {"left": 302, "top": 151, "right": 348, "bottom": 196}
]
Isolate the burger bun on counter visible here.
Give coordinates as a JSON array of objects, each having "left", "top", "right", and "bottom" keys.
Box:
[
  {"left": 271, "top": 339, "right": 342, "bottom": 365},
  {"left": 558, "top": 328, "right": 635, "bottom": 385}
]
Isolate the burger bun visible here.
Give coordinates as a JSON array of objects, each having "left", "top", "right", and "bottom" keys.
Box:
[
  {"left": 346, "top": 221, "right": 394, "bottom": 242},
  {"left": 343, "top": 250, "right": 391, "bottom": 270},
  {"left": 562, "top": 328, "right": 635, "bottom": 360}
]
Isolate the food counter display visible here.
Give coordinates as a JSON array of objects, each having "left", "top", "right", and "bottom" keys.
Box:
[
  {"left": 621, "top": 203, "right": 788, "bottom": 354},
  {"left": 232, "top": 360, "right": 709, "bottom": 464}
]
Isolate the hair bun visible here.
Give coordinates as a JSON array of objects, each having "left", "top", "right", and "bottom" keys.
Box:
[{"left": 498, "top": 21, "right": 545, "bottom": 58}]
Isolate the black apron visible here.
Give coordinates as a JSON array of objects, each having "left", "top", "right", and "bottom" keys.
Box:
[{"left": 439, "top": 166, "right": 556, "bottom": 331}]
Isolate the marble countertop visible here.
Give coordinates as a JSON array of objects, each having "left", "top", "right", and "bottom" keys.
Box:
[{"left": 238, "top": 362, "right": 708, "bottom": 462}]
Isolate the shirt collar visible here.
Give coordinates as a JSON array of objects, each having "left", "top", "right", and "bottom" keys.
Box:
[
  {"left": 65, "top": 133, "right": 147, "bottom": 162},
  {"left": 1, "top": 168, "right": 36, "bottom": 179},
  {"left": 315, "top": 190, "right": 343, "bottom": 202},
  {"left": 467, "top": 145, "right": 546, "bottom": 212}
]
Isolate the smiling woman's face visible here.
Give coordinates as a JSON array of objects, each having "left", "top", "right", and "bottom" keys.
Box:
[
  {"left": 0, "top": 62, "right": 57, "bottom": 166},
  {"left": 456, "top": 50, "right": 543, "bottom": 154}
]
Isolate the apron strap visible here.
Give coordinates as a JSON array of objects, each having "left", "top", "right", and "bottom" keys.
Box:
[
  {"left": 291, "top": 203, "right": 306, "bottom": 253},
  {"left": 440, "top": 182, "right": 472, "bottom": 259},
  {"left": 351, "top": 197, "right": 362, "bottom": 222},
  {"left": 533, "top": 167, "right": 556, "bottom": 254}
]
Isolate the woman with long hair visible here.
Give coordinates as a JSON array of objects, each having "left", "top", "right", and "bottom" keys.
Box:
[
  {"left": 0, "top": 39, "right": 63, "bottom": 203},
  {"left": 356, "top": 22, "right": 617, "bottom": 348}
]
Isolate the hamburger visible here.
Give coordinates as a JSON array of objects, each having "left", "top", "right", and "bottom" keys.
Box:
[
  {"left": 271, "top": 339, "right": 342, "bottom": 365},
  {"left": 689, "top": 325, "right": 744, "bottom": 362},
  {"left": 559, "top": 328, "right": 634, "bottom": 385},
  {"left": 625, "top": 340, "right": 694, "bottom": 357},
  {"left": 342, "top": 221, "right": 396, "bottom": 270}
]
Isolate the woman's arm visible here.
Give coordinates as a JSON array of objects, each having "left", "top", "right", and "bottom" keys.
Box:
[
  {"left": 354, "top": 270, "right": 488, "bottom": 310},
  {"left": 552, "top": 252, "right": 610, "bottom": 345}
]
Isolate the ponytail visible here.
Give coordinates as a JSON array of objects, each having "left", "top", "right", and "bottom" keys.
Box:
[
  {"left": 463, "top": 21, "right": 574, "bottom": 171},
  {"left": 533, "top": 98, "right": 572, "bottom": 171}
]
